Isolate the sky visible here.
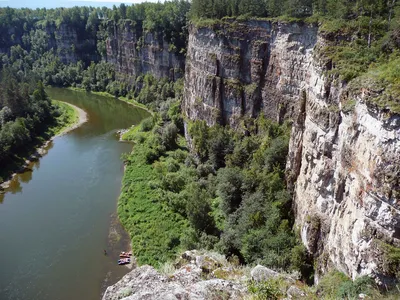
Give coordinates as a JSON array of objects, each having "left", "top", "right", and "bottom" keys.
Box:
[{"left": 0, "top": 0, "right": 155, "bottom": 9}]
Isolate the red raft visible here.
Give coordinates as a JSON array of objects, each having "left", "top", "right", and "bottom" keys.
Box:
[{"left": 119, "top": 251, "right": 132, "bottom": 258}]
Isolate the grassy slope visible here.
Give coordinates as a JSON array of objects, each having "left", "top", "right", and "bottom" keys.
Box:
[{"left": 118, "top": 127, "right": 189, "bottom": 267}]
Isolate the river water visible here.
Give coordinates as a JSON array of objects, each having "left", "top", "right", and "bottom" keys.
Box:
[{"left": 0, "top": 88, "right": 150, "bottom": 300}]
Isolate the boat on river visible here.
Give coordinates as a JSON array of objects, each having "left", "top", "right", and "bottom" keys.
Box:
[
  {"left": 119, "top": 251, "right": 132, "bottom": 258},
  {"left": 118, "top": 258, "right": 131, "bottom": 265}
]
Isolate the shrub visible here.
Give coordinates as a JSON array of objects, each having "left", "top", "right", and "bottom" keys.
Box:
[
  {"left": 248, "top": 279, "right": 283, "bottom": 300},
  {"left": 140, "top": 117, "right": 154, "bottom": 132},
  {"left": 161, "top": 123, "right": 178, "bottom": 150}
]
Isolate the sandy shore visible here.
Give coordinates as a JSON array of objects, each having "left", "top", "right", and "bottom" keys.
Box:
[
  {"left": 54, "top": 102, "right": 88, "bottom": 138},
  {"left": 0, "top": 103, "right": 88, "bottom": 192}
]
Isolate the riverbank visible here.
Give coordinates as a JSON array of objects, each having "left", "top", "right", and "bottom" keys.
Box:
[
  {"left": 67, "top": 87, "right": 153, "bottom": 115},
  {"left": 54, "top": 102, "right": 88, "bottom": 137},
  {"left": 0, "top": 101, "right": 87, "bottom": 192}
]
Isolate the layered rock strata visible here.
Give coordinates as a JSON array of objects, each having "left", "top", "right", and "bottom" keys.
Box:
[
  {"left": 183, "top": 21, "right": 318, "bottom": 127},
  {"left": 105, "top": 20, "right": 185, "bottom": 82},
  {"left": 183, "top": 20, "right": 400, "bottom": 281}
]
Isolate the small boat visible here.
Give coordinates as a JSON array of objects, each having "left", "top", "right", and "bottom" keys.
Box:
[
  {"left": 119, "top": 251, "right": 132, "bottom": 258},
  {"left": 118, "top": 258, "right": 131, "bottom": 265}
]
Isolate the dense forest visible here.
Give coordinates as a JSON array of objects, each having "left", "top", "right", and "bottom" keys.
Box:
[
  {"left": 117, "top": 74, "right": 314, "bottom": 281},
  {"left": 190, "top": 0, "right": 395, "bottom": 19},
  {"left": 0, "top": 73, "right": 51, "bottom": 162}
]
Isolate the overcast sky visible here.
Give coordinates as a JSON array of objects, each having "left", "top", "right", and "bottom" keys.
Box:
[{"left": 0, "top": 0, "right": 156, "bottom": 9}]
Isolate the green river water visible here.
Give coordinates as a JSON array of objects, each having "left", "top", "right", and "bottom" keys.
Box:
[{"left": 0, "top": 88, "right": 150, "bottom": 300}]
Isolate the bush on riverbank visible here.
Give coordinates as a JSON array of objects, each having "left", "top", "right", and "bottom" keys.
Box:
[{"left": 119, "top": 103, "right": 312, "bottom": 278}]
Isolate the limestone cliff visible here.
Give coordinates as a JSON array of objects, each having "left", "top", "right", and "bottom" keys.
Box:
[
  {"left": 183, "top": 20, "right": 400, "bottom": 281},
  {"left": 43, "top": 23, "right": 98, "bottom": 64},
  {"left": 183, "top": 21, "right": 318, "bottom": 127},
  {"left": 288, "top": 72, "right": 400, "bottom": 283},
  {"left": 104, "top": 20, "right": 185, "bottom": 82}
]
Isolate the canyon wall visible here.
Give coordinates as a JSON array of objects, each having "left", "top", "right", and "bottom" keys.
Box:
[
  {"left": 183, "top": 21, "right": 318, "bottom": 127},
  {"left": 183, "top": 20, "right": 400, "bottom": 281},
  {"left": 2, "top": 20, "right": 185, "bottom": 82},
  {"left": 104, "top": 20, "right": 185, "bottom": 82}
]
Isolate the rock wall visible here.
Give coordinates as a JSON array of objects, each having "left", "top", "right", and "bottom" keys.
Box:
[
  {"left": 183, "top": 20, "right": 400, "bottom": 281},
  {"left": 105, "top": 20, "right": 185, "bottom": 82},
  {"left": 288, "top": 74, "right": 400, "bottom": 282},
  {"left": 44, "top": 23, "right": 98, "bottom": 65},
  {"left": 183, "top": 21, "right": 318, "bottom": 127}
]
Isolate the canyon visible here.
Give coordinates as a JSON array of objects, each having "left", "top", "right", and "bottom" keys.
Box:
[{"left": 3, "top": 16, "right": 399, "bottom": 285}]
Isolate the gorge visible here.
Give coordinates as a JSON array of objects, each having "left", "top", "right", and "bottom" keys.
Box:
[{"left": 0, "top": 2, "right": 399, "bottom": 299}]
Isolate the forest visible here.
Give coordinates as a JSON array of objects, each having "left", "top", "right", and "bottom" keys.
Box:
[
  {"left": 0, "top": 69, "right": 56, "bottom": 180},
  {"left": 117, "top": 74, "right": 314, "bottom": 281},
  {"left": 189, "top": 0, "right": 394, "bottom": 19}
]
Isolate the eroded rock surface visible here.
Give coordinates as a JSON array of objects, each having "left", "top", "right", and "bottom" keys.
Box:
[
  {"left": 102, "top": 251, "right": 248, "bottom": 300},
  {"left": 183, "top": 21, "right": 317, "bottom": 127},
  {"left": 105, "top": 20, "right": 185, "bottom": 83},
  {"left": 183, "top": 20, "right": 400, "bottom": 281}
]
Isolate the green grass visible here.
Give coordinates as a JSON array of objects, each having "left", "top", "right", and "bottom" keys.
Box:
[
  {"left": 118, "top": 126, "right": 190, "bottom": 266},
  {"left": 48, "top": 100, "right": 79, "bottom": 136},
  {"left": 67, "top": 87, "right": 152, "bottom": 114},
  {"left": 344, "top": 56, "right": 400, "bottom": 114},
  {"left": 190, "top": 18, "right": 223, "bottom": 28}
]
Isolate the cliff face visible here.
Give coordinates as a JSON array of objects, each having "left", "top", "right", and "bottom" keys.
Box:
[
  {"left": 105, "top": 20, "right": 185, "bottom": 82},
  {"left": 183, "top": 21, "right": 318, "bottom": 127},
  {"left": 183, "top": 20, "right": 400, "bottom": 281},
  {"left": 43, "top": 23, "right": 98, "bottom": 64},
  {"left": 288, "top": 76, "right": 400, "bottom": 282}
]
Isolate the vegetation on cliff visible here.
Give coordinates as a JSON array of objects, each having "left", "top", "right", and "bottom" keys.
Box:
[
  {"left": 1, "top": 0, "right": 399, "bottom": 292},
  {"left": 2, "top": 1, "right": 399, "bottom": 111},
  {"left": 118, "top": 75, "right": 312, "bottom": 280},
  {"left": 190, "top": 0, "right": 400, "bottom": 113}
]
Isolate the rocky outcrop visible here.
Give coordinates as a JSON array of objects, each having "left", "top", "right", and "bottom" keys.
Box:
[
  {"left": 102, "top": 250, "right": 248, "bottom": 300},
  {"left": 183, "top": 20, "right": 400, "bottom": 281},
  {"left": 40, "top": 23, "right": 98, "bottom": 65},
  {"left": 105, "top": 20, "right": 185, "bottom": 83},
  {"left": 102, "top": 250, "right": 309, "bottom": 300},
  {"left": 183, "top": 20, "right": 318, "bottom": 127}
]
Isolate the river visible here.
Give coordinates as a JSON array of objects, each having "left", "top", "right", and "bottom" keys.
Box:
[{"left": 0, "top": 88, "right": 150, "bottom": 300}]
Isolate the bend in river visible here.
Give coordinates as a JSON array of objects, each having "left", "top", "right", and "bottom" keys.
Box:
[{"left": 0, "top": 87, "right": 150, "bottom": 300}]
